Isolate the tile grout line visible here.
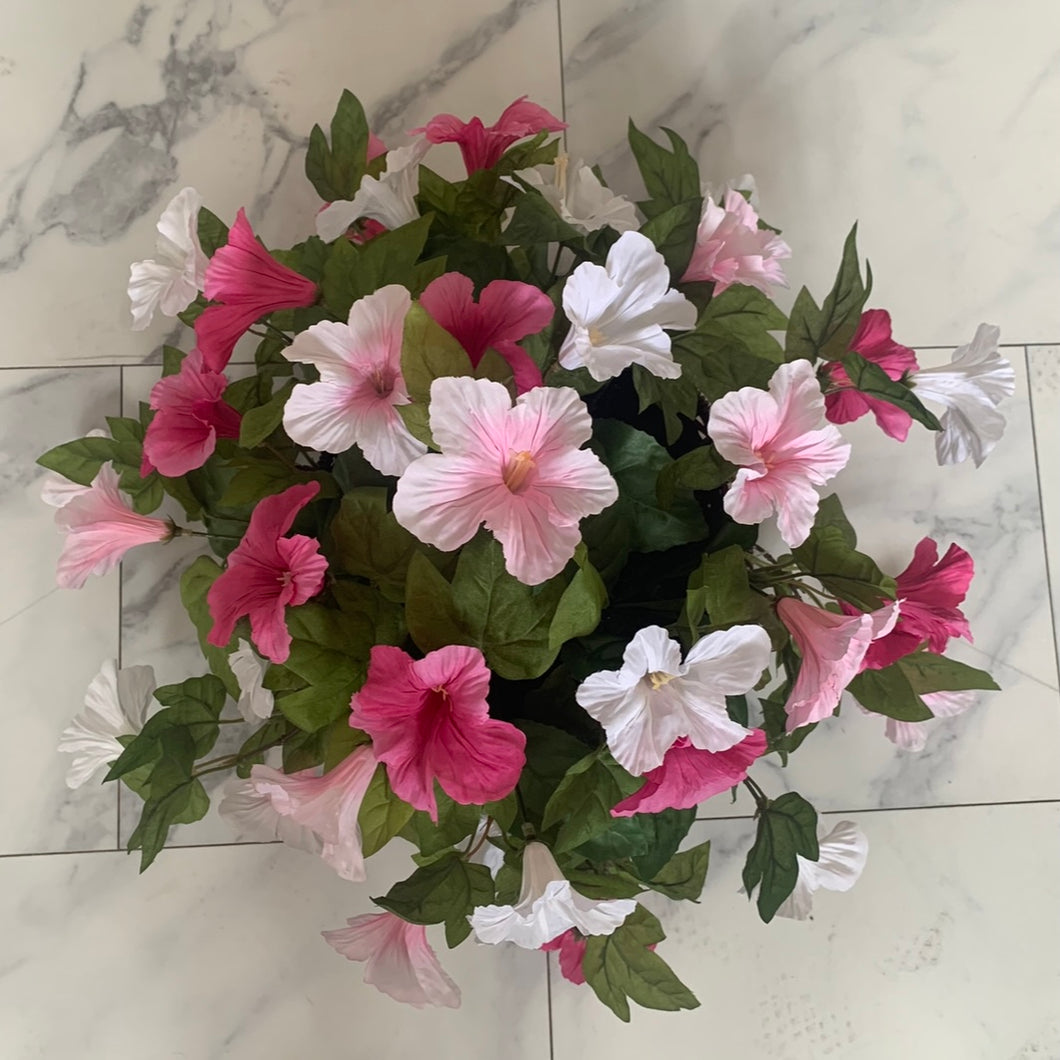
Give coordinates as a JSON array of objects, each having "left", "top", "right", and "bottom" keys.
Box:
[
  {"left": 1024, "top": 345, "right": 1060, "bottom": 689},
  {"left": 0, "top": 838, "right": 282, "bottom": 861},
  {"left": 545, "top": 952, "right": 556, "bottom": 1060}
]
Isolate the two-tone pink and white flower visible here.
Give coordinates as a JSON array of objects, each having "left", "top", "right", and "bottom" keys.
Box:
[
  {"left": 575, "top": 625, "right": 771, "bottom": 776},
  {"left": 559, "top": 231, "right": 697, "bottom": 381},
  {"left": 217, "top": 773, "right": 322, "bottom": 854},
  {"left": 708, "top": 359, "right": 851, "bottom": 548},
  {"left": 392, "top": 377, "right": 618, "bottom": 586},
  {"left": 470, "top": 841, "right": 635, "bottom": 949},
  {"left": 282, "top": 285, "right": 426, "bottom": 475},
  {"left": 128, "top": 187, "right": 209, "bottom": 329},
  {"left": 774, "top": 821, "right": 869, "bottom": 920},
  {"left": 323, "top": 911, "right": 461, "bottom": 1009}
]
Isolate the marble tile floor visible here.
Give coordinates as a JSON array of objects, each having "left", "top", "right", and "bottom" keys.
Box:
[{"left": 2, "top": 0, "right": 1059, "bottom": 1056}]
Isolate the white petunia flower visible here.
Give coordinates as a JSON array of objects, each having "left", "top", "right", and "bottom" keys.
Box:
[
  {"left": 229, "top": 639, "right": 275, "bottom": 722},
  {"left": 57, "top": 659, "right": 156, "bottom": 788},
  {"left": 910, "top": 324, "right": 1015, "bottom": 467},
  {"left": 316, "top": 139, "right": 430, "bottom": 241},
  {"left": 575, "top": 624, "right": 771, "bottom": 776},
  {"left": 883, "top": 689, "right": 977, "bottom": 752},
  {"left": 558, "top": 230, "right": 697, "bottom": 381},
  {"left": 510, "top": 155, "right": 639, "bottom": 235},
  {"left": 128, "top": 187, "right": 209, "bottom": 330},
  {"left": 469, "top": 841, "right": 636, "bottom": 949},
  {"left": 217, "top": 775, "right": 323, "bottom": 854},
  {"left": 775, "top": 820, "right": 868, "bottom": 920}
]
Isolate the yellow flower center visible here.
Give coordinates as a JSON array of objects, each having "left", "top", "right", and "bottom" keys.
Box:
[
  {"left": 502, "top": 450, "right": 537, "bottom": 493},
  {"left": 555, "top": 153, "right": 569, "bottom": 199},
  {"left": 646, "top": 670, "right": 675, "bottom": 690},
  {"left": 588, "top": 325, "right": 607, "bottom": 346}
]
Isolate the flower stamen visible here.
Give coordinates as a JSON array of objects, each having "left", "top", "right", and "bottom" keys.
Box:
[
  {"left": 646, "top": 670, "right": 675, "bottom": 690},
  {"left": 502, "top": 450, "right": 537, "bottom": 493}
]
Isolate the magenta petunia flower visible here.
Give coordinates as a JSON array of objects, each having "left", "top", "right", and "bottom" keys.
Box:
[
  {"left": 778, "top": 597, "right": 897, "bottom": 732},
  {"left": 349, "top": 644, "right": 525, "bottom": 821},
  {"left": 680, "top": 188, "right": 790, "bottom": 295},
  {"left": 141, "top": 348, "right": 241, "bottom": 477},
  {"left": 323, "top": 911, "right": 461, "bottom": 1009},
  {"left": 195, "top": 208, "right": 318, "bottom": 371},
  {"left": 392, "top": 376, "right": 618, "bottom": 586},
  {"left": 610, "top": 730, "right": 767, "bottom": 816},
  {"left": 54, "top": 463, "right": 172, "bottom": 589},
  {"left": 541, "top": 928, "right": 589, "bottom": 985},
  {"left": 419, "top": 272, "right": 553, "bottom": 393},
  {"left": 412, "top": 96, "right": 566, "bottom": 175},
  {"left": 856, "top": 538, "right": 974, "bottom": 670},
  {"left": 707, "top": 359, "right": 851, "bottom": 548},
  {"left": 823, "top": 309, "right": 920, "bottom": 441},
  {"left": 206, "top": 482, "right": 328, "bottom": 663}
]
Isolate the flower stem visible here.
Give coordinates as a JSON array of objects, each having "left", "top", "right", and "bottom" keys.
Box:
[
  {"left": 464, "top": 816, "right": 494, "bottom": 860},
  {"left": 742, "top": 775, "right": 769, "bottom": 810},
  {"left": 173, "top": 527, "right": 246, "bottom": 543}
]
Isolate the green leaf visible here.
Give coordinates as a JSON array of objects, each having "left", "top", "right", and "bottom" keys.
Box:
[
  {"left": 691, "top": 285, "right": 787, "bottom": 362},
  {"left": 161, "top": 345, "right": 186, "bottom": 376},
  {"left": 685, "top": 545, "right": 758, "bottom": 636},
  {"left": 627, "top": 123, "right": 700, "bottom": 217},
  {"left": 582, "top": 904, "right": 700, "bottom": 1022},
  {"left": 895, "top": 652, "right": 999, "bottom": 694},
  {"left": 761, "top": 697, "right": 817, "bottom": 762},
  {"left": 630, "top": 364, "right": 700, "bottom": 445},
  {"left": 839, "top": 352, "right": 942, "bottom": 431},
  {"left": 234, "top": 717, "right": 290, "bottom": 778},
  {"left": 238, "top": 379, "right": 297, "bottom": 449},
  {"left": 516, "top": 722, "right": 592, "bottom": 826},
  {"left": 548, "top": 546, "right": 608, "bottom": 652},
  {"left": 218, "top": 460, "right": 335, "bottom": 508},
  {"left": 543, "top": 750, "right": 641, "bottom": 853},
  {"left": 638, "top": 197, "right": 702, "bottom": 276},
  {"left": 792, "top": 524, "right": 897, "bottom": 611},
  {"left": 629, "top": 808, "right": 698, "bottom": 880},
  {"left": 37, "top": 434, "right": 138, "bottom": 487},
  {"left": 197, "top": 207, "right": 230, "bottom": 257},
  {"left": 565, "top": 866, "right": 643, "bottom": 901},
  {"left": 812, "top": 493, "right": 857, "bottom": 549},
  {"left": 741, "top": 791, "right": 819, "bottom": 923},
  {"left": 502, "top": 188, "right": 581, "bottom": 245},
  {"left": 375, "top": 852, "right": 495, "bottom": 929},
  {"left": 151, "top": 675, "right": 228, "bottom": 755},
  {"left": 675, "top": 337, "right": 777, "bottom": 402},
  {"left": 847, "top": 666, "right": 934, "bottom": 721},
  {"left": 401, "top": 787, "right": 483, "bottom": 857},
  {"left": 359, "top": 765, "right": 415, "bottom": 857},
  {"left": 179, "top": 556, "right": 240, "bottom": 697},
  {"left": 656, "top": 447, "right": 735, "bottom": 510},
  {"left": 304, "top": 90, "right": 370, "bottom": 201},
  {"left": 645, "top": 840, "right": 711, "bottom": 901},
  {"left": 400, "top": 304, "right": 475, "bottom": 404}
]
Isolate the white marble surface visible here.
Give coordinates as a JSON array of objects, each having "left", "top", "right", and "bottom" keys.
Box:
[{"left": 1028, "top": 346, "right": 1060, "bottom": 669}]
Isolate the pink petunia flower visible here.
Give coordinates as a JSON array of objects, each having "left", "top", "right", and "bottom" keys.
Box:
[
  {"left": 823, "top": 310, "right": 920, "bottom": 441},
  {"left": 778, "top": 598, "right": 898, "bottom": 732},
  {"left": 707, "top": 359, "right": 851, "bottom": 548},
  {"left": 323, "top": 911, "right": 461, "bottom": 1009},
  {"left": 856, "top": 538, "right": 974, "bottom": 670},
  {"left": 367, "top": 131, "right": 387, "bottom": 161},
  {"left": 141, "top": 348, "right": 241, "bottom": 476},
  {"left": 250, "top": 743, "right": 376, "bottom": 881},
  {"left": 412, "top": 96, "right": 566, "bottom": 175},
  {"left": 195, "top": 208, "right": 318, "bottom": 371},
  {"left": 541, "top": 928, "right": 589, "bottom": 985},
  {"left": 55, "top": 463, "right": 172, "bottom": 589},
  {"left": 680, "top": 188, "right": 790, "bottom": 295},
  {"left": 610, "top": 729, "right": 767, "bottom": 816},
  {"left": 349, "top": 644, "right": 525, "bottom": 822},
  {"left": 206, "top": 482, "right": 328, "bottom": 663},
  {"left": 282, "top": 285, "right": 426, "bottom": 475},
  {"left": 419, "top": 272, "right": 553, "bottom": 393},
  {"left": 392, "top": 377, "right": 618, "bottom": 585}
]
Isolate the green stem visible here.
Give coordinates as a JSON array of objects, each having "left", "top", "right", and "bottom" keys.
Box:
[
  {"left": 263, "top": 321, "right": 293, "bottom": 345},
  {"left": 264, "top": 444, "right": 302, "bottom": 473},
  {"left": 742, "top": 775, "right": 769, "bottom": 809},
  {"left": 464, "top": 816, "right": 494, "bottom": 860},
  {"left": 174, "top": 527, "right": 246, "bottom": 543}
]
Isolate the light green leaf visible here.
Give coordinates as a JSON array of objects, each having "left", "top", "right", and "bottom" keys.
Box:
[{"left": 359, "top": 765, "right": 415, "bottom": 857}]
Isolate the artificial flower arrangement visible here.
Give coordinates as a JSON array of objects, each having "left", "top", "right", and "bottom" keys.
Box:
[{"left": 43, "top": 91, "right": 1014, "bottom": 1019}]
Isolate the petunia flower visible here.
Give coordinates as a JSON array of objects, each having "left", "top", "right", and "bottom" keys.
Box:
[
  {"left": 510, "top": 155, "right": 639, "bottom": 235},
  {"left": 610, "top": 730, "right": 767, "bottom": 816},
  {"left": 250, "top": 743, "right": 377, "bottom": 881},
  {"left": 54, "top": 463, "right": 173, "bottom": 589},
  {"left": 195, "top": 208, "right": 318, "bottom": 371},
  {"left": 57, "top": 659, "right": 155, "bottom": 788},
  {"left": 419, "top": 272, "right": 553, "bottom": 393},
  {"left": 540, "top": 928, "right": 589, "bottom": 985},
  {"left": 910, "top": 324, "right": 1015, "bottom": 467},
  {"left": 856, "top": 538, "right": 974, "bottom": 671},
  {"left": 322, "top": 911, "right": 461, "bottom": 1009},
  {"left": 469, "top": 841, "right": 636, "bottom": 949},
  {"left": 141, "top": 348, "right": 241, "bottom": 477},
  {"left": 680, "top": 187, "right": 790, "bottom": 295},
  {"left": 707, "top": 359, "right": 851, "bottom": 548},
  {"left": 823, "top": 309, "right": 920, "bottom": 441},
  {"left": 558, "top": 230, "right": 697, "bottom": 382},
  {"left": 778, "top": 598, "right": 898, "bottom": 732},
  {"left": 575, "top": 625, "right": 770, "bottom": 776},
  {"left": 128, "top": 187, "right": 209, "bottom": 329},
  {"left": 40, "top": 429, "right": 106, "bottom": 508},
  {"left": 774, "top": 820, "right": 868, "bottom": 920},
  {"left": 392, "top": 376, "right": 618, "bottom": 585},
  {"left": 282, "top": 285, "right": 426, "bottom": 475},
  {"left": 217, "top": 774, "right": 322, "bottom": 854},
  {"left": 206, "top": 482, "right": 328, "bottom": 664},
  {"left": 880, "top": 689, "right": 977, "bottom": 751},
  {"left": 412, "top": 96, "right": 566, "bottom": 175},
  {"left": 228, "top": 639, "right": 274, "bottom": 722},
  {"left": 349, "top": 644, "right": 525, "bottom": 822}
]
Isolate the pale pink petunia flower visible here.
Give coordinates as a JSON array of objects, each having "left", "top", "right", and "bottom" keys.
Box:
[
  {"left": 610, "top": 729, "right": 767, "bottom": 816},
  {"left": 282, "top": 285, "right": 426, "bottom": 475},
  {"left": 141, "top": 348, "right": 241, "bottom": 477},
  {"left": 392, "top": 376, "right": 618, "bottom": 585},
  {"left": 217, "top": 774, "right": 322, "bottom": 854},
  {"left": 778, "top": 598, "right": 898, "bottom": 733},
  {"left": 412, "top": 96, "right": 566, "bottom": 175},
  {"left": 250, "top": 743, "right": 377, "bottom": 881},
  {"left": 541, "top": 928, "right": 589, "bottom": 985},
  {"left": 349, "top": 644, "right": 525, "bottom": 822},
  {"left": 323, "top": 911, "right": 461, "bottom": 1009},
  {"left": 707, "top": 359, "right": 851, "bottom": 548},
  {"left": 206, "top": 482, "right": 328, "bottom": 663},
  {"left": 680, "top": 188, "right": 790, "bottom": 295},
  {"left": 823, "top": 309, "right": 920, "bottom": 441},
  {"left": 420, "top": 272, "right": 553, "bottom": 393},
  {"left": 195, "top": 208, "right": 318, "bottom": 371},
  {"left": 54, "top": 463, "right": 172, "bottom": 589}
]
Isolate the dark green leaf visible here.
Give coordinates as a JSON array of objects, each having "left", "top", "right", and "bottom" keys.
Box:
[
  {"left": 516, "top": 722, "right": 592, "bottom": 826},
  {"left": 359, "top": 765, "right": 415, "bottom": 857},
  {"left": 627, "top": 123, "right": 700, "bottom": 216},
  {"left": 502, "top": 189, "right": 581, "bottom": 245},
  {"left": 238, "top": 379, "right": 296, "bottom": 449},
  {"left": 839, "top": 352, "right": 942, "bottom": 431},
  {"left": 375, "top": 852, "right": 494, "bottom": 927},
  {"left": 543, "top": 750, "right": 641, "bottom": 854},
  {"left": 741, "top": 791, "right": 819, "bottom": 923},
  {"left": 656, "top": 446, "right": 735, "bottom": 510},
  {"left": 400, "top": 304, "right": 475, "bottom": 404},
  {"left": 847, "top": 666, "right": 934, "bottom": 722},
  {"left": 684, "top": 545, "right": 761, "bottom": 637},
  {"left": 197, "top": 207, "right": 229, "bottom": 257},
  {"left": 645, "top": 840, "right": 711, "bottom": 901},
  {"left": 179, "top": 556, "right": 240, "bottom": 697},
  {"left": 895, "top": 652, "right": 999, "bottom": 694},
  {"left": 234, "top": 716, "right": 290, "bottom": 778},
  {"left": 630, "top": 364, "right": 700, "bottom": 445},
  {"left": 548, "top": 546, "right": 608, "bottom": 652},
  {"left": 638, "top": 197, "right": 702, "bottom": 276},
  {"left": 792, "top": 525, "right": 896, "bottom": 610}
]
